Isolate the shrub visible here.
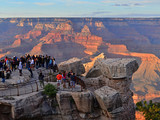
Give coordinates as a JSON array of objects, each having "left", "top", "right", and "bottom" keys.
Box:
[
  {"left": 136, "top": 100, "right": 160, "bottom": 120},
  {"left": 43, "top": 83, "right": 57, "bottom": 98}
]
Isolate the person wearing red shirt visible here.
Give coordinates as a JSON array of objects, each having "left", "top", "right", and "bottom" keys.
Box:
[{"left": 56, "top": 72, "right": 62, "bottom": 87}]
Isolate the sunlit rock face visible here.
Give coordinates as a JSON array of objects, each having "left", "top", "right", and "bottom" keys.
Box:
[{"left": 106, "top": 43, "right": 160, "bottom": 103}]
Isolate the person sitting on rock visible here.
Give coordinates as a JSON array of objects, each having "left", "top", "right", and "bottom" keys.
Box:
[
  {"left": 39, "top": 70, "right": 44, "bottom": 88},
  {"left": 56, "top": 72, "right": 62, "bottom": 88}
]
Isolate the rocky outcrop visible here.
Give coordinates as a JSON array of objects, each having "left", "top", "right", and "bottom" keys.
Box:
[
  {"left": 84, "top": 75, "right": 107, "bottom": 91},
  {"left": 71, "top": 91, "right": 93, "bottom": 113},
  {"left": 107, "top": 43, "right": 160, "bottom": 103},
  {"left": 58, "top": 57, "right": 85, "bottom": 75},
  {"left": 56, "top": 92, "right": 79, "bottom": 120},
  {"left": 94, "top": 58, "right": 138, "bottom": 79},
  {"left": 0, "top": 102, "right": 13, "bottom": 120},
  {"left": 94, "top": 86, "right": 123, "bottom": 119},
  {"left": 83, "top": 53, "right": 106, "bottom": 75},
  {"left": 85, "top": 58, "right": 139, "bottom": 120},
  {"left": 0, "top": 57, "right": 138, "bottom": 120}
]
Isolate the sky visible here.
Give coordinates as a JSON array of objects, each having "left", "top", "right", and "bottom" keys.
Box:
[{"left": 0, "top": 0, "right": 160, "bottom": 18}]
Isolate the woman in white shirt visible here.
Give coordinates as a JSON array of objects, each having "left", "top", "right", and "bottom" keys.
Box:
[{"left": 18, "top": 61, "right": 23, "bottom": 76}]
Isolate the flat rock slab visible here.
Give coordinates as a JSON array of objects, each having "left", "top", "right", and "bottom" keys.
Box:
[
  {"left": 94, "top": 58, "right": 138, "bottom": 79},
  {"left": 58, "top": 57, "right": 85, "bottom": 75}
]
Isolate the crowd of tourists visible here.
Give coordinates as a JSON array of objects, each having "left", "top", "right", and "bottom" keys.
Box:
[
  {"left": 0, "top": 54, "right": 82, "bottom": 91},
  {"left": 0, "top": 54, "right": 57, "bottom": 83},
  {"left": 56, "top": 70, "right": 77, "bottom": 90}
]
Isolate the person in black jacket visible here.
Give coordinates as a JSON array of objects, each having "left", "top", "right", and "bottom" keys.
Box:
[
  {"left": 39, "top": 70, "right": 44, "bottom": 88},
  {"left": 1, "top": 71, "right": 5, "bottom": 83}
]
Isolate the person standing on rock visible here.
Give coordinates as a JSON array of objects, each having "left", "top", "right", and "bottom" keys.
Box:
[
  {"left": 39, "top": 70, "right": 44, "bottom": 88},
  {"left": 67, "top": 70, "right": 73, "bottom": 88},
  {"left": 70, "top": 73, "right": 76, "bottom": 90},
  {"left": 28, "top": 66, "right": 33, "bottom": 78},
  {"left": 18, "top": 60, "right": 23, "bottom": 76},
  {"left": 56, "top": 72, "right": 62, "bottom": 89},
  {"left": 62, "top": 71, "right": 67, "bottom": 89}
]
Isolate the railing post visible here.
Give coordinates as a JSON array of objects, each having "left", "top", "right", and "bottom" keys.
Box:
[
  {"left": 35, "top": 81, "right": 39, "bottom": 92},
  {"left": 30, "top": 83, "right": 34, "bottom": 92},
  {"left": 17, "top": 85, "right": 19, "bottom": 96}
]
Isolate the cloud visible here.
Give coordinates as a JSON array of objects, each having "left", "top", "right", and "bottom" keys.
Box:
[
  {"left": 75, "top": 1, "right": 97, "bottom": 5},
  {"left": 34, "top": 2, "right": 54, "bottom": 6},
  {"left": 102, "top": 0, "right": 152, "bottom": 6},
  {"left": 114, "top": 4, "right": 130, "bottom": 6},
  {"left": 113, "top": 3, "right": 143, "bottom": 7}
]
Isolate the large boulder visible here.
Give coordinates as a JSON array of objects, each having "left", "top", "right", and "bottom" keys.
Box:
[
  {"left": 94, "top": 58, "right": 139, "bottom": 79},
  {"left": 94, "top": 86, "right": 122, "bottom": 113},
  {"left": 0, "top": 92, "right": 57, "bottom": 119},
  {"left": 0, "top": 102, "right": 13, "bottom": 120},
  {"left": 58, "top": 57, "right": 85, "bottom": 75},
  {"left": 71, "top": 91, "right": 93, "bottom": 113},
  {"left": 56, "top": 91, "right": 79, "bottom": 120},
  {"left": 86, "top": 68, "right": 102, "bottom": 78},
  {"left": 84, "top": 75, "right": 108, "bottom": 91}
]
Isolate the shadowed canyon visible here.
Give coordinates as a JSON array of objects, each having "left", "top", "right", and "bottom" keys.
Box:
[{"left": 0, "top": 18, "right": 160, "bottom": 103}]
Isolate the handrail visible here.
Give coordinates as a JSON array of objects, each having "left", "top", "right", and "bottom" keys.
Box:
[{"left": 0, "top": 72, "right": 87, "bottom": 97}]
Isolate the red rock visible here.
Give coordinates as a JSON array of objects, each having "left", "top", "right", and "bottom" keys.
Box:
[{"left": 12, "top": 39, "right": 21, "bottom": 47}]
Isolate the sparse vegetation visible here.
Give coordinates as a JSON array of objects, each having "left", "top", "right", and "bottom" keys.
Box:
[
  {"left": 43, "top": 83, "right": 57, "bottom": 98},
  {"left": 136, "top": 100, "right": 160, "bottom": 120}
]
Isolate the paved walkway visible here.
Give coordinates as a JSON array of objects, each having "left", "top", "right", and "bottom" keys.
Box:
[{"left": 0, "top": 67, "right": 82, "bottom": 97}]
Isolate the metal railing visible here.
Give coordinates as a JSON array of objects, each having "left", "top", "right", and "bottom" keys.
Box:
[
  {"left": 0, "top": 79, "right": 43, "bottom": 97},
  {"left": 0, "top": 72, "right": 86, "bottom": 97}
]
